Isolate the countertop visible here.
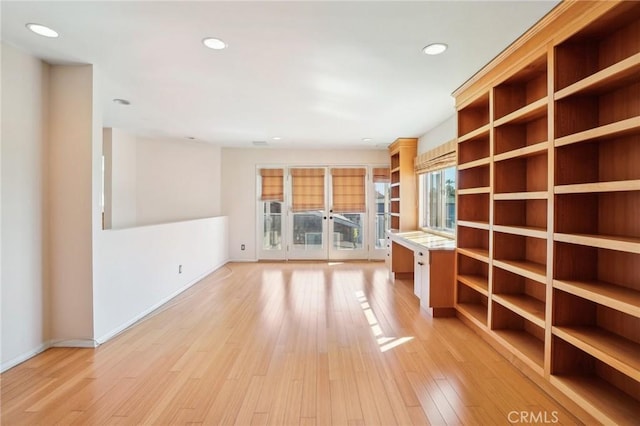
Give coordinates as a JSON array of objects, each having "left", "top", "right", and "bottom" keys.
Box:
[{"left": 387, "top": 229, "right": 456, "bottom": 252}]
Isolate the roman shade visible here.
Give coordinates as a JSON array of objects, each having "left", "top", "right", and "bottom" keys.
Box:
[
  {"left": 260, "top": 168, "right": 284, "bottom": 201},
  {"left": 415, "top": 139, "right": 457, "bottom": 174},
  {"left": 291, "top": 168, "right": 325, "bottom": 212},
  {"left": 372, "top": 167, "right": 390, "bottom": 183},
  {"left": 331, "top": 168, "right": 366, "bottom": 213}
]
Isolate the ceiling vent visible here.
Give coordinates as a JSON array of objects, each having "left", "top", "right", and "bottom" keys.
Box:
[{"left": 252, "top": 141, "right": 268, "bottom": 146}]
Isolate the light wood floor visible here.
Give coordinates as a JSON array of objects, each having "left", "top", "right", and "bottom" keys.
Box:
[{"left": 2, "top": 262, "right": 582, "bottom": 425}]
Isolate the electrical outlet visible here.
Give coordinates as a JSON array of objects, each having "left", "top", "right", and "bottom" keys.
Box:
[
  {"left": 178, "top": 264, "right": 182, "bottom": 274},
  {"left": 241, "top": 244, "right": 245, "bottom": 251}
]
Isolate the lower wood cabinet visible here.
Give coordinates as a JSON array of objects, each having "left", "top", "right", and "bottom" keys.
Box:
[
  {"left": 415, "top": 249, "right": 455, "bottom": 317},
  {"left": 387, "top": 230, "right": 456, "bottom": 317}
]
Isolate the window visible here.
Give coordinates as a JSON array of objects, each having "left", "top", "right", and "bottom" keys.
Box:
[{"left": 419, "top": 166, "right": 456, "bottom": 233}]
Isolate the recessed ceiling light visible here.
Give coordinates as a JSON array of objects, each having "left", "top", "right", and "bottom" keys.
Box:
[
  {"left": 202, "top": 37, "right": 227, "bottom": 50},
  {"left": 272, "top": 137, "right": 282, "bottom": 141},
  {"left": 362, "top": 138, "right": 373, "bottom": 142},
  {"left": 186, "top": 136, "right": 196, "bottom": 140},
  {"left": 112, "top": 98, "right": 130, "bottom": 105},
  {"left": 26, "top": 23, "right": 59, "bottom": 38},
  {"left": 423, "top": 43, "right": 448, "bottom": 55}
]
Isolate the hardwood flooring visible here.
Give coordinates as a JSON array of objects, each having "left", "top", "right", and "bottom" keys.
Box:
[{"left": 1, "top": 262, "right": 582, "bottom": 425}]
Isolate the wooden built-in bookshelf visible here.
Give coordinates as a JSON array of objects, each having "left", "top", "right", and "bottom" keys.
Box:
[
  {"left": 388, "top": 138, "right": 417, "bottom": 231},
  {"left": 453, "top": 1, "right": 640, "bottom": 422}
]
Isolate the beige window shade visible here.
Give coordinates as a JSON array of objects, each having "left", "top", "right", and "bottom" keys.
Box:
[
  {"left": 331, "top": 168, "right": 366, "bottom": 213},
  {"left": 260, "top": 168, "right": 284, "bottom": 201},
  {"left": 415, "top": 139, "right": 457, "bottom": 174},
  {"left": 291, "top": 168, "right": 325, "bottom": 212},
  {"left": 372, "top": 167, "right": 390, "bottom": 183}
]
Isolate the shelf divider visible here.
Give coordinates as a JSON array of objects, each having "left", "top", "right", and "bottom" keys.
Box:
[
  {"left": 458, "top": 123, "right": 491, "bottom": 144},
  {"left": 555, "top": 180, "right": 640, "bottom": 194},
  {"left": 458, "top": 274, "right": 489, "bottom": 296},
  {"left": 493, "top": 259, "right": 546, "bottom": 284},
  {"left": 554, "top": 233, "right": 640, "bottom": 254},
  {"left": 554, "top": 52, "right": 640, "bottom": 101},
  {"left": 494, "top": 141, "right": 549, "bottom": 163},
  {"left": 553, "top": 279, "right": 640, "bottom": 319},
  {"left": 554, "top": 116, "right": 640, "bottom": 148},
  {"left": 493, "top": 225, "right": 547, "bottom": 239},
  {"left": 458, "top": 187, "right": 491, "bottom": 195},
  {"left": 456, "top": 302, "right": 488, "bottom": 328},
  {"left": 457, "top": 248, "right": 490, "bottom": 263},
  {"left": 492, "top": 330, "right": 545, "bottom": 374},
  {"left": 550, "top": 376, "right": 640, "bottom": 426},
  {"left": 493, "top": 191, "right": 548, "bottom": 200},
  {"left": 493, "top": 97, "right": 548, "bottom": 127},
  {"left": 553, "top": 326, "right": 640, "bottom": 382},
  {"left": 493, "top": 294, "right": 545, "bottom": 328}
]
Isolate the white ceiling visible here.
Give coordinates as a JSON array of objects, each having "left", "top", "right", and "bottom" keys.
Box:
[{"left": 1, "top": 1, "right": 560, "bottom": 149}]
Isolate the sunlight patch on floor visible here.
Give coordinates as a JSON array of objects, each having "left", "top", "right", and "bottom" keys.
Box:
[{"left": 355, "top": 290, "right": 413, "bottom": 352}]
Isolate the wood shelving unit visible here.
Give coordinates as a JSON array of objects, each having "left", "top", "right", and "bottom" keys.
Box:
[
  {"left": 388, "top": 138, "right": 417, "bottom": 231},
  {"left": 457, "top": 252, "right": 489, "bottom": 294},
  {"left": 455, "top": 90, "right": 493, "bottom": 332},
  {"left": 452, "top": 2, "right": 640, "bottom": 422},
  {"left": 492, "top": 298, "right": 545, "bottom": 373},
  {"left": 493, "top": 266, "right": 546, "bottom": 328}
]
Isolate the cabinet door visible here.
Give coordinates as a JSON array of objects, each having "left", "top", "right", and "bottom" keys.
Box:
[
  {"left": 384, "top": 235, "right": 392, "bottom": 272},
  {"left": 419, "top": 252, "right": 431, "bottom": 310},
  {"left": 429, "top": 250, "right": 455, "bottom": 308},
  {"left": 414, "top": 250, "right": 424, "bottom": 298}
]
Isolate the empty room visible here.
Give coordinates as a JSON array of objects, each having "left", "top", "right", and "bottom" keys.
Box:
[{"left": 1, "top": 0, "right": 639, "bottom": 424}]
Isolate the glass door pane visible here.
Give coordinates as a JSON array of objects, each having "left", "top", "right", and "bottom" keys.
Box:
[
  {"left": 328, "top": 167, "right": 368, "bottom": 260},
  {"left": 258, "top": 168, "right": 285, "bottom": 260},
  {"left": 262, "top": 201, "right": 283, "bottom": 250},
  {"left": 374, "top": 181, "right": 390, "bottom": 249},
  {"left": 288, "top": 167, "right": 328, "bottom": 259},
  {"left": 292, "top": 211, "right": 324, "bottom": 250},
  {"left": 369, "top": 180, "right": 390, "bottom": 260},
  {"left": 331, "top": 213, "right": 364, "bottom": 250}
]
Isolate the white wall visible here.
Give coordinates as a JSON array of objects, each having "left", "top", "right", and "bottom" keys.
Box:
[
  {"left": 221, "top": 148, "right": 388, "bottom": 261},
  {"left": 93, "top": 216, "right": 228, "bottom": 342},
  {"left": 418, "top": 114, "right": 457, "bottom": 154},
  {"left": 1, "top": 43, "right": 50, "bottom": 368},
  {"left": 48, "top": 65, "right": 96, "bottom": 344},
  {"left": 1, "top": 45, "right": 229, "bottom": 372},
  {"left": 103, "top": 128, "right": 138, "bottom": 229},
  {"left": 136, "top": 137, "right": 221, "bottom": 226}
]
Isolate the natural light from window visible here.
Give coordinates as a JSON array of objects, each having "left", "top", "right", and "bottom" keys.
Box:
[
  {"left": 419, "top": 166, "right": 456, "bottom": 234},
  {"left": 355, "top": 290, "right": 413, "bottom": 352}
]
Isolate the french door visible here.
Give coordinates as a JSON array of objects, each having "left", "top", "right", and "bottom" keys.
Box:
[
  {"left": 257, "top": 165, "right": 390, "bottom": 261},
  {"left": 288, "top": 167, "right": 368, "bottom": 260}
]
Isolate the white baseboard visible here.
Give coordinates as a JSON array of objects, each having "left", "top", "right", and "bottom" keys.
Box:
[
  {"left": 1, "top": 337, "right": 103, "bottom": 373},
  {"left": 1, "top": 260, "right": 230, "bottom": 373},
  {"left": 1, "top": 342, "right": 50, "bottom": 373},
  {"left": 50, "top": 339, "right": 99, "bottom": 348}
]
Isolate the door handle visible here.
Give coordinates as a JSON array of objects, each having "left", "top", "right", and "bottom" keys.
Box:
[
  {"left": 323, "top": 216, "right": 327, "bottom": 220},
  {"left": 329, "top": 216, "right": 333, "bottom": 220}
]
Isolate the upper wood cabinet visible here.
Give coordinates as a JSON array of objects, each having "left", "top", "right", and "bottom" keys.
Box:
[
  {"left": 453, "top": 1, "right": 640, "bottom": 424},
  {"left": 388, "top": 138, "right": 417, "bottom": 231}
]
